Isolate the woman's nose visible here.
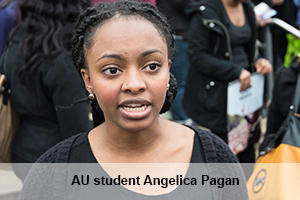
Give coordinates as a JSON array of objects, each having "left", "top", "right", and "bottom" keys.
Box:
[{"left": 121, "top": 70, "right": 146, "bottom": 94}]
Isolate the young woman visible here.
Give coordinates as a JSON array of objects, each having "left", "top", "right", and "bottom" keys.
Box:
[
  {"left": 182, "top": 0, "right": 273, "bottom": 163},
  {"left": 19, "top": 1, "right": 248, "bottom": 199}
]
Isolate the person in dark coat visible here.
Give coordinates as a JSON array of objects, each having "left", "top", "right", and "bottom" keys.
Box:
[
  {"left": 266, "top": 57, "right": 300, "bottom": 135},
  {"left": 1, "top": 0, "right": 93, "bottom": 181},
  {"left": 182, "top": 0, "right": 272, "bottom": 162}
]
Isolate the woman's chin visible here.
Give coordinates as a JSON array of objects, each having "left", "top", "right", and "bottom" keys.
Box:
[{"left": 117, "top": 117, "right": 160, "bottom": 134}]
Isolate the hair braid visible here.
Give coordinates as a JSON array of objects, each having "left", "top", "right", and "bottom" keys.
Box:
[
  {"left": 71, "top": 5, "right": 113, "bottom": 75},
  {"left": 91, "top": 98, "right": 105, "bottom": 127},
  {"left": 71, "top": 1, "right": 176, "bottom": 127}
]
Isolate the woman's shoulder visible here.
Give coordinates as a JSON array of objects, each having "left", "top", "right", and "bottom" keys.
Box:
[
  {"left": 275, "top": 65, "right": 298, "bottom": 90},
  {"left": 187, "top": 125, "right": 239, "bottom": 163},
  {"left": 20, "top": 134, "right": 82, "bottom": 200},
  {"left": 185, "top": 0, "right": 221, "bottom": 19},
  {"left": 277, "top": 64, "right": 298, "bottom": 77},
  {"left": 36, "top": 133, "right": 83, "bottom": 163},
  {"left": 186, "top": 126, "right": 248, "bottom": 199}
]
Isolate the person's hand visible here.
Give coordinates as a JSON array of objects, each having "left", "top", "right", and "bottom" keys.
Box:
[
  {"left": 256, "top": 14, "right": 272, "bottom": 27},
  {"left": 255, "top": 58, "right": 273, "bottom": 75},
  {"left": 239, "top": 69, "right": 251, "bottom": 92}
]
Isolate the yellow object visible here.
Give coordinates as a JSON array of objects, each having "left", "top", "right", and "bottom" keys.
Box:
[{"left": 247, "top": 144, "right": 300, "bottom": 200}]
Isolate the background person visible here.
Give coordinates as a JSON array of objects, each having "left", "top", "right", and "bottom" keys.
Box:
[
  {"left": 265, "top": 57, "right": 300, "bottom": 136},
  {"left": 182, "top": 0, "right": 272, "bottom": 163},
  {"left": 1, "top": 0, "right": 93, "bottom": 181},
  {"left": 156, "top": 0, "right": 194, "bottom": 125}
]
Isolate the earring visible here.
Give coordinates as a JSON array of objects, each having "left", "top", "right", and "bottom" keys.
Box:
[
  {"left": 167, "top": 83, "right": 170, "bottom": 90},
  {"left": 89, "top": 93, "right": 95, "bottom": 100}
]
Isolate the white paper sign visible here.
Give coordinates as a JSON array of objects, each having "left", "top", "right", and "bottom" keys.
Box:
[{"left": 227, "top": 73, "right": 264, "bottom": 116}]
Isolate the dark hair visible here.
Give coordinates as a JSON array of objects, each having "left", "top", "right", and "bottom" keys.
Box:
[
  {"left": 71, "top": 0, "right": 176, "bottom": 127},
  {"left": 13, "top": 0, "right": 92, "bottom": 84}
]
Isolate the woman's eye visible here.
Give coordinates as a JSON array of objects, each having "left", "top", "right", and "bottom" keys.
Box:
[
  {"left": 145, "top": 63, "right": 161, "bottom": 71},
  {"left": 102, "top": 67, "right": 120, "bottom": 75}
]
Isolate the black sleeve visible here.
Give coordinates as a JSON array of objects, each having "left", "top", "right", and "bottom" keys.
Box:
[
  {"left": 188, "top": 12, "right": 243, "bottom": 82},
  {"left": 44, "top": 54, "right": 92, "bottom": 139}
]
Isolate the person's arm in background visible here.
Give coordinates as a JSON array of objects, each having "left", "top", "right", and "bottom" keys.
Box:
[
  {"left": 187, "top": 12, "right": 244, "bottom": 83},
  {"left": 46, "top": 54, "right": 92, "bottom": 139}
]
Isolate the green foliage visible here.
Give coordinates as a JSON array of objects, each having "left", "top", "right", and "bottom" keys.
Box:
[{"left": 284, "top": 34, "right": 300, "bottom": 67}]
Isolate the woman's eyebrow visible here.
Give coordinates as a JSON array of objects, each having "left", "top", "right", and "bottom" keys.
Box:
[
  {"left": 97, "top": 54, "right": 123, "bottom": 62},
  {"left": 96, "top": 50, "right": 163, "bottom": 62},
  {"left": 140, "top": 49, "right": 163, "bottom": 58}
]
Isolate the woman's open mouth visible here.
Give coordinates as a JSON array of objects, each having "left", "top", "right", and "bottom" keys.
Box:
[
  {"left": 122, "top": 104, "right": 148, "bottom": 112},
  {"left": 119, "top": 98, "right": 152, "bottom": 119}
]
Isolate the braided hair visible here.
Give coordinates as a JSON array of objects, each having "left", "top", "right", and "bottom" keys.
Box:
[{"left": 71, "top": 0, "right": 177, "bottom": 127}]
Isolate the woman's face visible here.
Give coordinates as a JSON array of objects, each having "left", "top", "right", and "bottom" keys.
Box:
[{"left": 82, "top": 16, "right": 170, "bottom": 132}]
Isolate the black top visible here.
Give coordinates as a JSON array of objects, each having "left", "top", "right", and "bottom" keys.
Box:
[
  {"left": 66, "top": 131, "right": 209, "bottom": 199},
  {"left": 224, "top": 6, "right": 252, "bottom": 69},
  {"left": 68, "top": 130, "right": 205, "bottom": 163}
]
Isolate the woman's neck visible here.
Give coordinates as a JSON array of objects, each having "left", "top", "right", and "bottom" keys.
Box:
[
  {"left": 89, "top": 117, "right": 169, "bottom": 162},
  {"left": 222, "top": 0, "right": 240, "bottom": 7}
]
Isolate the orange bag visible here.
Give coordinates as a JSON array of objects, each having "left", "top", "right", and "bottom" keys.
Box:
[{"left": 247, "top": 73, "right": 300, "bottom": 199}]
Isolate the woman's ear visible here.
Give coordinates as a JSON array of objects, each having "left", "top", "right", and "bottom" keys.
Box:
[{"left": 81, "top": 68, "right": 93, "bottom": 94}]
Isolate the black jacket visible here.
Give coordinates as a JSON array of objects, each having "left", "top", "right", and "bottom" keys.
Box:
[
  {"left": 266, "top": 59, "right": 300, "bottom": 134},
  {"left": 3, "top": 28, "right": 92, "bottom": 162},
  {"left": 183, "top": 0, "right": 257, "bottom": 135}
]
